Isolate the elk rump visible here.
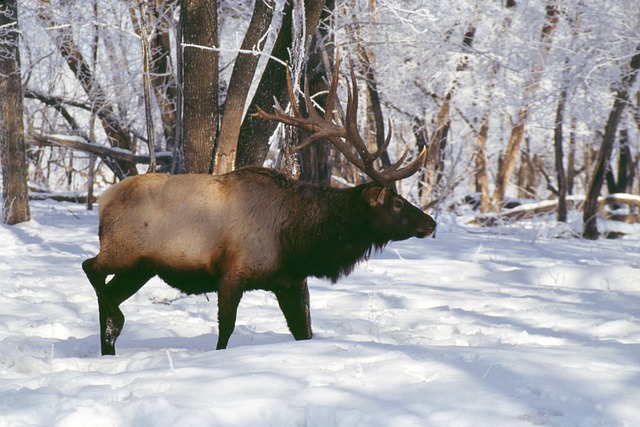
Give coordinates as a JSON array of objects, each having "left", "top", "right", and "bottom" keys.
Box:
[{"left": 82, "top": 167, "right": 435, "bottom": 355}]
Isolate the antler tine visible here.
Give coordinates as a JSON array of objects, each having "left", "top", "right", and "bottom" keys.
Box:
[
  {"left": 370, "top": 118, "right": 393, "bottom": 162},
  {"left": 381, "top": 147, "right": 427, "bottom": 183},
  {"left": 343, "top": 57, "right": 368, "bottom": 157}
]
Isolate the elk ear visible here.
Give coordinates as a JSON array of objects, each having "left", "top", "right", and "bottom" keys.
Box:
[{"left": 365, "top": 187, "right": 387, "bottom": 207}]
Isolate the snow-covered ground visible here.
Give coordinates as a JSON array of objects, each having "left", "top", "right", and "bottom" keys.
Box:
[{"left": 1, "top": 199, "right": 639, "bottom": 426}]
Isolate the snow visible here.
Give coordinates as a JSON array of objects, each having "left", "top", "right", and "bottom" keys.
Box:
[{"left": 1, "top": 199, "right": 639, "bottom": 427}]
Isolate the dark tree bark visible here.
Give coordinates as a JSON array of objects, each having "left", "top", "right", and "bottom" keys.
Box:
[
  {"left": 583, "top": 44, "right": 640, "bottom": 239},
  {"left": 235, "top": 1, "right": 293, "bottom": 168},
  {"left": 0, "top": 0, "right": 30, "bottom": 224},
  {"left": 236, "top": 0, "right": 326, "bottom": 168},
  {"left": 214, "top": 0, "right": 275, "bottom": 175},
  {"left": 181, "top": 0, "right": 218, "bottom": 174}
]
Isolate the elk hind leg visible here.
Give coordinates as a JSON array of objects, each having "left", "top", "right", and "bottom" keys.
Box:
[
  {"left": 274, "top": 279, "right": 313, "bottom": 341},
  {"left": 83, "top": 258, "right": 152, "bottom": 355}
]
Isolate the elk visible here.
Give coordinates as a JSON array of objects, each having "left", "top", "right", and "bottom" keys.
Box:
[{"left": 82, "top": 55, "right": 436, "bottom": 355}]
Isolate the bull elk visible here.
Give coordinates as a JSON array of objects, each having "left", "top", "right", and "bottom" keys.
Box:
[{"left": 82, "top": 55, "right": 435, "bottom": 355}]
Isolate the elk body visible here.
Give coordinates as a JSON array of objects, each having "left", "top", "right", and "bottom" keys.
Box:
[
  {"left": 82, "top": 167, "right": 435, "bottom": 354},
  {"left": 83, "top": 54, "right": 435, "bottom": 355}
]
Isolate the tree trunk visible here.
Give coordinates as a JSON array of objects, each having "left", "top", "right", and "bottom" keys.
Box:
[
  {"left": 236, "top": 0, "right": 326, "bottom": 168},
  {"left": 492, "top": 4, "right": 558, "bottom": 208},
  {"left": 583, "top": 44, "right": 640, "bottom": 239},
  {"left": 214, "top": 0, "right": 275, "bottom": 175},
  {"left": 554, "top": 88, "right": 568, "bottom": 221},
  {"left": 298, "top": 0, "right": 335, "bottom": 186},
  {"left": 605, "top": 127, "right": 632, "bottom": 194},
  {"left": 0, "top": 0, "right": 30, "bottom": 224},
  {"left": 180, "top": 0, "right": 218, "bottom": 174},
  {"left": 474, "top": 114, "right": 491, "bottom": 213},
  {"left": 567, "top": 118, "right": 577, "bottom": 195}
]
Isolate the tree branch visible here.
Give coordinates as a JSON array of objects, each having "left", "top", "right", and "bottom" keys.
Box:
[{"left": 26, "top": 133, "right": 172, "bottom": 166}]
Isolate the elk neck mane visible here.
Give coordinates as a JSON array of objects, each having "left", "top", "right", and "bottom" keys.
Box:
[{"left": 274, "top": 173, "right": 388, "bottom": 283}]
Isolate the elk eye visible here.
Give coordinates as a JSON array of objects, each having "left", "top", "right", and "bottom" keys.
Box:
[{"left": 393, "top": 199, "right": 404, "bottom": 210}]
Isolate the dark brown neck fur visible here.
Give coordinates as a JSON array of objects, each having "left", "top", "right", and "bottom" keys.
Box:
[{"left": 279, "top": 181, "right": 385, "bottom": 282}]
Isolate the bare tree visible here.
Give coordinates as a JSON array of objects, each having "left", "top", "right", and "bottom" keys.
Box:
[
  {"left": 492, "top": 3, "right": 558, "bottom": 208},
  {"left": 0, "top": 0, "right": 30, "bottom": 224},
  {"left": 422, "top": 23, "right": 476, "bottom": 206},
  {"left": 36, "top": 0, "right": 139, "bottom": 178},
  {"left": 583, "top": 44, "right": 640, "bottom": 239},
  {"left": 129, "top": 0, "right": 179, "bottom": 169}
]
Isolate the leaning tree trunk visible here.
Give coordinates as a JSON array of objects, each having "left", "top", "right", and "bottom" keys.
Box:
[
  {"left": 583, "top": 44, "right": 640, "bottom": 239},
  {"left": 214, "top": 0, "right": 275, "bottom": 175},
  {"left": 236, "top": 0, "right": 326, "bottom": 168},
  {"left": 0, "top": 0, "right": 30, "bottom": 225},
  {"left": 180, "top": 0, "right": 219, "bottom": 174}
]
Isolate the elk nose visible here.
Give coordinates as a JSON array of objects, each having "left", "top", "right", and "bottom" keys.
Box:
[{"left": 415, "top": 217, "right": 436, "bottom": 238}]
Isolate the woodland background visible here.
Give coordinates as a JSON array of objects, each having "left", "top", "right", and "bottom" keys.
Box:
[{"left": 1, "top": 0, "right": 640, "bottom": 239}]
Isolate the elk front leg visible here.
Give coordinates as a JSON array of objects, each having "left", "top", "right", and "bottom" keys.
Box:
[
  {"left": 274, "top": 279, "right": 313, "bottom": 341},
  {"left": 216, "top": 278, "right": 245, "bottom": 350}
]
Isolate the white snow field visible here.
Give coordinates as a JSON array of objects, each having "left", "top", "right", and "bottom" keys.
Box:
[{"left": 1, "top": 199, "right": 639, "bottom": 426}]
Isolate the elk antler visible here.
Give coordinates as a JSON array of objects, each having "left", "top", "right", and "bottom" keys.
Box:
[{"left": 255, "top": 52, "right": 426, "bottom": 187}]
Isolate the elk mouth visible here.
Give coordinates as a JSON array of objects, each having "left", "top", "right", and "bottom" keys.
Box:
[{"left": 414, "top": 226, "right": 435, "bottom": 239}]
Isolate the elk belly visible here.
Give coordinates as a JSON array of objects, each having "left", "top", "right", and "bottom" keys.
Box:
[{"left": 155, "top": 265, "right": 223, "bottom": 295}]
